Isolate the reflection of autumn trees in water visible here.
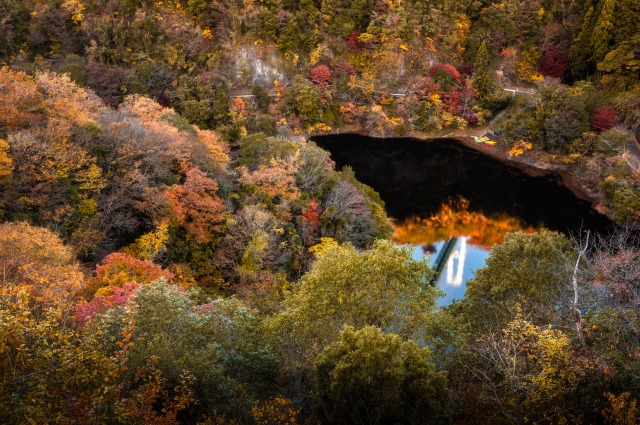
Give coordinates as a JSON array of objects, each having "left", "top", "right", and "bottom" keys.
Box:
[{"left": 392, "top": 197, "right": 536, "bottom": 248}]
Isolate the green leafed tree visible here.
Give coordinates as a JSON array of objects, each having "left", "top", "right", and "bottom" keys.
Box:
[
  {"left": 102, "top": 280, "right": 277, "bottom": 421},
  {"left": 312, "top": 325, "right": 449, "bottom": 425},
  {"left": 266, "top": 238, "right": 438, "bottom": 385},
  {"left": 283, "top": 76, "right": 322, "bottom": 123},
  {"left": 459, "top": 230, "right": 576, "bottom": 332}
]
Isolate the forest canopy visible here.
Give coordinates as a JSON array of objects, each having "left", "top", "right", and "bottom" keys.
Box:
[{"left": 1, "top": 0, "right": 640, "bottom": 423}]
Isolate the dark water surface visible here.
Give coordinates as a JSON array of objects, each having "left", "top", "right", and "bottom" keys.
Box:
[
  {"left": 313, "top": 134, "right": 613, "bottom": 229},
  {"left": 312, "top": 134, "right": 616, "bottom": 304}
]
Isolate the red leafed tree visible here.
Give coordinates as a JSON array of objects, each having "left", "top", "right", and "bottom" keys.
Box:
[
  {"left": 443, "top": 86, "right": 463, "bottom": 114},
  {"left": 310, "top": 65, "right": 333, "bottom": 88},
  {"left": 591, "top": 106, "right": 619, "bottom": 132},
  {"left": 336, "top": 61, "right": 356, "bottom": 76},
  {"left": 346, "top": 31, "right": 363, "bottom": 52},
  {"left": 428, "top": 64, "right": 462, "bottom": 83},
  {"left": 166, "top": 167, "right": 226, "bottom": 244},
  {"left": 300, "top": 198, "right": 323, "bottom": 245},
  {"left": 81, "top": 253, "right": 172, "bottom": 318},
  {"left": 302, "top": 199, "right": 322, "bottom": 226},
  {"left": 76, "top": 282, "right": 139, "bottom": 323},
  {"left": 537, "top": 45, "right": 569, "bottom": 81}
]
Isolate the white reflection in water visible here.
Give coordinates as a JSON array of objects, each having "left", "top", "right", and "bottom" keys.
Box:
[
  {"left": 411, "top": 238, "right": 490, "bottom": 306},
  {"left": 446, "top": 236, "right": 468, "bottom": 287}
]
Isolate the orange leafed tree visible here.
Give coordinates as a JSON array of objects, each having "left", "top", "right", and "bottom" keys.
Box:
[
  {"left": 119, "top": 94, "right": 168, "bottom": 123},
  {"left": 165, "top": 167, "right": 226, "bottom": 244},
  {"left": 238, "top": 156, "right": 301, "bottom": 202},
  {"left": 94, "top": 252, "right": 173, "bottom": 290},
  {"left": 0, "top": 67, "right": 42, "bottom": 132},
  {"left": 195, "top": 129, "right": 230, "bottom": 169},
  {"left": 35, "top": 71, "right": 102, "bottom": 127},
  {"left": 0, "top": 139, "right": 13, "bottom": 181},
  {"left": 0, "top": 222, "right": 86, "bottom": 311},
  {"left": 0, "top": 67, "right": 101, "bottom": 132}
]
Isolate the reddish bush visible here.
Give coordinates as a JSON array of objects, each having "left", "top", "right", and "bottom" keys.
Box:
[
  {"left": 310, "top": 65, "right": 333, "bottom": 88},
  {"left": 336, "top": 61, "right": 356, "bottom": 76},
  {"left": 76, "top": 282, "right": 139, "bottom": 323},
  {"left": 300, "top": 198, "right": 323, "bottom": 245},
  {"left": 591, "top": 106, "right": 619, "bottom": 132},
  {"left": 464, "top": 113, "right": 478, "bottom": 124},
  {"left": 346, "top": 31, "right": 363, "bottom": 52},
  {"left": 428, "top": 64, "right": 461, "bottom": 83},
  {"left": 425, "top": 82, "right": 440, "bottom": 95},
  {"left": 537, "top": 45, "right": 570, "bottom": 81},
  {"left": 443, "top": 86, "right": 462, "bottom": 114},
  {"left": 302, "top": 198, "right": 322, "bottom": 226}
]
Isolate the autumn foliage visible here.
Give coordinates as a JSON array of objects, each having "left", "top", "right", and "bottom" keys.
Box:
[
  {"left": 94, "top": 252, "right": 173, "bottom": 289},
  {"left": 310, "top": 65, "right": 333, "bottom": 88},
  {"left": 301, "top": 199, "right": 322, "bottom": 226},
  {"left": 591, "top": 106, "right": 620, "bottom": 132},
  {"left": 346, "top": 31, "right": 363, "bottom": 52},
  {"left": 238, "top": 157, "right": 301, "bottom": 202},
  {"left": 0, "top": 222, "right": 85, "bottom": 309},
  {"left": 0, "top": 1, "right": 639, "bottom": 418},
  {"left": 163, "top": 167, "right": 226, "bottom": 244},
  {"left": 429, "top": 63, "right": 462, "bottom": 84},
  {"left": 538, "top": 45, "right": 570, "bottom": 81}
]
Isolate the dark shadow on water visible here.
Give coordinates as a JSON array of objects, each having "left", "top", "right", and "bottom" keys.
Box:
[{"left": 312, "top": 134, "right": 616, "bottom": 234}]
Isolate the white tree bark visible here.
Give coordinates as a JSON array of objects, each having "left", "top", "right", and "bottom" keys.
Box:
[{"left": 572, "top": 230, "right": 589, "bottom": 348}]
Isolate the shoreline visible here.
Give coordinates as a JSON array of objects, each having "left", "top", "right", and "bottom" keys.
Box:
[{"left": 306, "top": 128, "right": 618, "bottom": 225}]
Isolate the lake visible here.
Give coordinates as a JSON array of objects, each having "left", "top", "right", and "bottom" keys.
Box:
[{"left": 313, "top": 134, "right": 615, "bottom": 305}]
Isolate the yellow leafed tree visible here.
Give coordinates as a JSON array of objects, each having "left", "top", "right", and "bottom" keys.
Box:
[
  {"left": 0, "top": 139, "right": 13, "bottom": 181},
  {"left": 0, "top": 222, "right": 86, "bottom": 310}
]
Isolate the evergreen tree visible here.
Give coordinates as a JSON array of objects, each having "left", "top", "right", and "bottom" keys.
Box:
[
  {"left": 591, "top": 0, "right": 615, "bottom": 64},
  {"left": 570, "top": 4, "right": 595, "bottom": 79},
  {"left": 277, "top": 14, "right": 301, "bottom": 54},
  {"left": 473, "top": 40, "right": 492, "bottom": 103},
  {"left": 612, "top": 0, "right": 640, "bottom": 44},
  {"left": 251, "top": 85, "right": 271, "bottom": 112},
  {"left": 212, "top": 86, "right": 230, "bottom": 125}
]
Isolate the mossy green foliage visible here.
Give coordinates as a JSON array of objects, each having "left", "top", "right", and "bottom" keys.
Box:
[{"left": 312, "top": 326, "right": 449, "bottom": 425}]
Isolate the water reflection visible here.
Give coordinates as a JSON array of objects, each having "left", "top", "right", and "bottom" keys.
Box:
[
  {"left": 409, "top": 238, "right": 489, "bottom": 305},
  {"left": 394, "top": 199, "right": 535, "bottom": 305},
  {"left": 312, "top": 134, "right": 617, "bottom": 304}
]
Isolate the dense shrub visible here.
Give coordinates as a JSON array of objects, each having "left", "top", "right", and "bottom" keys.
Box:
[{"left": 312, "top": 326, "right": 448, "bottom": 425}]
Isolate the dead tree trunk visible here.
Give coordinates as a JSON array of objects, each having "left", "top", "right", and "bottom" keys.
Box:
[{"left": 572, "top": 230, "right": 589, "bottom": 348}]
